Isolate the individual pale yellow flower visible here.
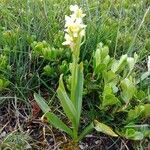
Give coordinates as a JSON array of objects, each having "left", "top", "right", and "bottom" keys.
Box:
[
  {"left": 70, "top": 5, "right": 86, "bottom": 18},
  {"left": 62, "top": 34, "right": 73, "bottom": 46},
  {"left": 70, "top": 5, "right": 79, "bottom": 12},
  {"left": 65, "top": 16, "right": 75, "bottom": 28}
]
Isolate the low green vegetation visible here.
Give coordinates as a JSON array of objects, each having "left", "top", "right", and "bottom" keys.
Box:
[{"left": 0, "top": 0, "right": 150, "bottom": 149}]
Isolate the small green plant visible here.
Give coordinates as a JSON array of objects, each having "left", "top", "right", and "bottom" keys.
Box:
[
  {"left": 0, "top": 54, "right": 11, "bottom": 91},
  {"left": 0, "top": 131, "right": 31, "bottom": 150},
  {"left": 31, "top": 40, "right": 70, "bottom": 78},
  {"left": 92, "top": 43, "right": 150, "bottom": 140},
  {"left": 31, "top": 40, "right": 62, "bottom": 61}
]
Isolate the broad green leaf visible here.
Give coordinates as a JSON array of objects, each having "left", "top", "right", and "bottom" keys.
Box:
[
  {"left": 102, "top": 94, "right": 119, "bottom": 107},
  {"left": 95, "top": 64, "right": 106, "bottom": 74},
  {"left": 103, "top": 55, "right": 110, "bottom": 66},
  {"left": 34, "top": 93, "right": 50, "bottom": 113},
  {"left": 100, "top": 45, "right": 109, "bottom": 60},
  {"left": 102, "top": 77, "right": 119, "bottom": 107},
  {"left": 78, "top": 122, "right": 94, "bottom": 141},
  {"left": 0, "top": 55, "right": 8, "bottom": 69},
  {"left": 94, "top": 43, "right": 102, "bottom": 69},
  {"left": 127, "top": 57, "right": 135, "bottom": 72},
  {"left": 43, "top": 65, "right": 54, "bottom": 76},
  {"left": 127, "top": 53, "right": 138, "bottom": 73},
  {"left": 135, "top": 90, "right": 146, "bottom": 100},
  {"left": 0, "top": 78, "right": 9, "bottom": 91},
  {"left": 111, "top": 54, "right": 127, "bottom": 73},
  {"left": 94, "top": 120, "right": 118, "bottom": 137},
  {"left": 93, "top": 43, "right": 110, "bottom": 74},
  {"left": 127, "top": 105, "right": 145, "bottom": 121},
  {"left": 124, "top": 124, "right": 150, "bottom": 138},
  {"left": 103, "top": 71, "right": 116, "bottom": 83},
  {"left": 120, "top": 78, "right": 136, "bottom": 103},
  {"left": 103, "top": 83, "right": 119, "bottom": 99},
  {"left": 127, "top": 104, "right": 150, "bottom": 121},
  {"left": 125, "top": 128, "right": 144, "bottom": 140},
  {"left": 103, "top": 84, "right": 112, "bottom": 95},
  {"left": 44, "top": 112, "right": 73, "bottom": 137},
  {"left": 93, "top": 44, "right": 100, "bottom": 69},
  {"left": 57, "top": 75, "right": 77, "bottom": 125},
  {"left": 142, "top": 104, "right": 150, "bottom": 117}
]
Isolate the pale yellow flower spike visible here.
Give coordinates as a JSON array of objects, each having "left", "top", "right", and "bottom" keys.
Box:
[{"left": 62, "top": 5, "right": 86, "bottom": 48}]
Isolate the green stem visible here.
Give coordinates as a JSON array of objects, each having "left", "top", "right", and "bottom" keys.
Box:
[
  {"left": 70, "top": 39, "right": 81, "bottom": 141},
  {"left": 71, "top": 53, "right": 79, "bottom": 141},
  {"left": 71, "top": 42, "right": 80, "bottom": 107},
  {"left": 73, "top": 126, "right": 78, "bottom": 142}
]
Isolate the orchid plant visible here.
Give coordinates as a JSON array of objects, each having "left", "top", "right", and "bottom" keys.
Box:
[
  {"left": 34, "top": 5, "right": 93, "bottom": 143},
  {"left": 34, "top": 5, "right": 119, "bottom": 143}
]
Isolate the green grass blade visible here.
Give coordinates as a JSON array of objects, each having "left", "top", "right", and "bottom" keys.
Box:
[{"left": 78, "top": 122, "right": 94, "bottom": 141}]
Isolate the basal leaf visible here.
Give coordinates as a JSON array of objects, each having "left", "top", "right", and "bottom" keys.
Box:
[
  {"left": 111, "top": 54, "right": 127, "bottom": 73},
  {"left": 143, "top": 104, "right": 150, "bottom": 117},
  {"left": 93, "top": 43, "right": 110, "bottom": 74},
  {"left": 34, "top": 93, "right": 50, "bottom": 113},
  {"left": 120, "top": 78, "right": 136, "bottom": 103},
  {"left": 102, "top": 94, "right": 119, "bottom": 107},
  {"left": 44, "top": 112, "right": 73, "bottom": 137},
  {"left": 57, "top": 75, "right": 77, "bottom": 125},
  {"left": 124, "top": 124, "right": 150, "bottom": 138},
  {"left": 94, "top": 120, "right": 118, "bottom": 137},
  {"left": 125, "top": 128, "right": 144, "bottom": 140},
  {"left": 103, "top": 71, "right": 116, "bottom": 83},
  {"left": 127, "top": 104, "right": 150, "bottom": 121},
  {"left": 127, "top": 105, "right": 145, "bottom": 121},
  {"left": 95, "top": 63, "right": 106, "bottom": 74},
  {"left": 127, "top": 53, "right": 138, "bottom": 73}
]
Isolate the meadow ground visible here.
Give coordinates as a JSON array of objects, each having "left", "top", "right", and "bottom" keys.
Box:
[{"left": 0, "top": 0, "right": 150, "bottom": 149}]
